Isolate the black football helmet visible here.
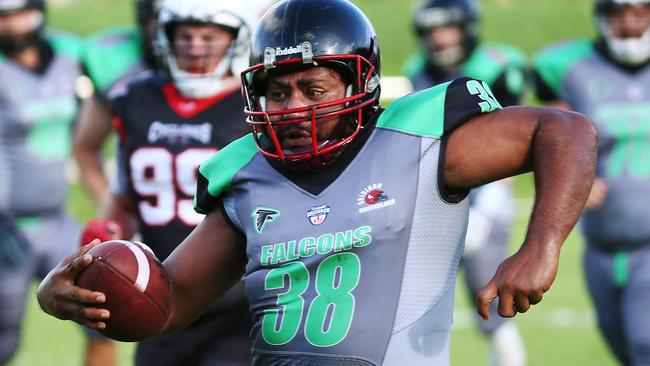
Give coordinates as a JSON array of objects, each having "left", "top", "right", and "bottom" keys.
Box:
[
  {"left": 241, "top": 0, "right": 381, "bottom": 172},
  {"left": 412, "top": 0, "right": 479, "bottom": 68},
  {"left": 0, "top": 0, "right": 45, "bottom": 55},
  {"left": 595, "top": 0, "right": 650, "bottom": 66}
]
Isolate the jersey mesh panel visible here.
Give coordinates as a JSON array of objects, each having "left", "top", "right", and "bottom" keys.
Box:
[{"left": 392, "top": 138, "right": 468, "bottom": 331}]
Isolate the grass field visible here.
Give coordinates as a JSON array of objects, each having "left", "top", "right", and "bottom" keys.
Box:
[{"left": 7, "top": 0, "right": 618, "bottom": 365}]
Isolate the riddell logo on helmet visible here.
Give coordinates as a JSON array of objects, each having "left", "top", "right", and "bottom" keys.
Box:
[{"left": 275, "top": 44, "right": 305, "bottom": 56}]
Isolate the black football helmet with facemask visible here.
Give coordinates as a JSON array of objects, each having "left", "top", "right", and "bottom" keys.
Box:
[
  {"left": 0, "top": 0, "right": 45, "bottom": 55},
  {"left": 412, "top": 0, "right": 479, "bottom": 69},
  {"left": 241, "top": 0, "right": 381, "bottom": 173},
  {"left": 595, "top": 0, "right": 650, "bottom": 66}
]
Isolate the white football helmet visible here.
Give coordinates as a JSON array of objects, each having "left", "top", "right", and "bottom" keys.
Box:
[
  {"left": 156, "top": 0, "right": 254, "bottom": 98},
  {"left": 595, "top": 0, "right": 650, "bottom": 66}
]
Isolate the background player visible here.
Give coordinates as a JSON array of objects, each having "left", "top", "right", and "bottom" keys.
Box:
[
  {"left": 80, "top": 0, "right": 255, "bottom": 364},
  {"left": 403, "top": 1, "right": 527, "bottom": 365},
  {"left": 74, "top": 0, "right": 161, "bottom": 204},
  {"left": 532, "top": 0, "right": 650, "bottom": 364},
  {"left": 38, "top": 0, "right": 597, "bottom": 365},
  {"left": 0, "top": 0, "right": 88, "bottom": 364}
]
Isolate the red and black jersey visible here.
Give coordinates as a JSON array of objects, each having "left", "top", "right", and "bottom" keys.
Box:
[{"left": 110, "top": 72, "right": 249, "bottom": 260}]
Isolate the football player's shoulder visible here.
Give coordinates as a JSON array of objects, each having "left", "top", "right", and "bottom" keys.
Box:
[
  {"left": 195, "top": 134, "right": 258, "bottom": 213},
  {"left": 378, "top": 77, "right": 498, "bottom": 138},
  {"left": 533, "top": 39, "right": 594, "bottom": 94},
  {"left": 463, "top": 43, "right": 526, "bottom": 84},
  {"left": 533, "top": 39, "right": 594, "bottom": 73},
  {"left": 44, "top": 29, "right": 84, "bottom": 61},
  {"left": 85, "top": 26, "right": 140, "bottom": 48},
  {"left": 106, "top": 69, "right": 157, "bottom": 102},
  {"left": 401, "top": 52, "right": 427, "bottom": 80}
]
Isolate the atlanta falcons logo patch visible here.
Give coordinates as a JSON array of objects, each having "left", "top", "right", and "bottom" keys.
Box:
[{"left": 252, "top": 207, "right": 281, "bottom": 233}]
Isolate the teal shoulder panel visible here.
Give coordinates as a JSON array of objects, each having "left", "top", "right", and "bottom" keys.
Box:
[
  {"left": 462, "top": 43, "right": 526, "bottom": 85},
  {"left": 46, "top": 29, "right": 83, "bottom": 61},
  {"left": 376, "top": 81, "right": 450, "bottom": 138},
  {"left": 196, "top": 134, "right": 259, "bottom": 202},
  {"left": 532, "top": 39, "right": 595, "bottom": 95},
  {"left": 401, "top": 53, "right": 427, "bottom": 81},
  {"left": 84, "top": 26, "right": 143, "bottom": 93}
]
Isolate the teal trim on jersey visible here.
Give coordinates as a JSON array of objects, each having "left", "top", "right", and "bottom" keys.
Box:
[
  {"left": 533, "top": 39, "right": 595, "bottom": 95},
  {"left": 84, "top": 26, "right": 143, "bottom": 93},
  {"left": 16, "top": 216, "right": 45, "bottom": 229},
  {"left": 46, "top": 30, "right": 83, "bottom": 61},
  {"left": 401, "top": 53, "right": 427, "bottom": 81},
  {"left": 376, "top": 81, "right": 450, "bottom": 138},
  {"left": 462, "top": 43, "right": 526, "bottom": 95},
  {"left": 613, "top": 252, "right": 629, "bottom": 287},
  {"left": 195, "top": 134, "right": 259, "bottom": 203}
]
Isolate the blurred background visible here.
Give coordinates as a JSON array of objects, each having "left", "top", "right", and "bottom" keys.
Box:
[{"left": 7, "top": 0, "right": 612, "bottom": 365}]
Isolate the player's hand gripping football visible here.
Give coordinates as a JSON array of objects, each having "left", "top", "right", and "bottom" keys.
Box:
[
  {"left": 476, "top": 240, "right": 560, "bottom": 319},
  {"left": 36, "top": 239, "right": 110, "bottom": 330}
]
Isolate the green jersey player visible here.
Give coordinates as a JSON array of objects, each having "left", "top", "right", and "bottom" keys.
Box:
[
  {"left": 403, "top": 1, "right": 527, "bottom": 365},
  {"left": 38, "top": 1, "right": 597, "bottom": 365},
  {"left": 0, "top": 0, "right": 88, "bottom": 364},
  {"left": 533, "top": 1, "right": 650, "bottom": 364}
]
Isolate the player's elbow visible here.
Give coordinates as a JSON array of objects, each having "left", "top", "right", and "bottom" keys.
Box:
[
  {"left": 540, "top": 108, "right": 598, "bottom": 151},
  {"left": 537, "top": 108, "right": 598, "bottom": 172}
]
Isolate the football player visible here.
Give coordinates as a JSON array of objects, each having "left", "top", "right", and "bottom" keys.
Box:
[
  {"left": 0, "top": 0, "right": 87, "bottom": 364},
  {"left": 37, "top": 0, "right": 597, "bottom": 365},
  {"left": 78, "top": 0, "right": 255, "bottom": 365},
  {"left": 74, "top": 0, "right": 161, "bottom": 204},
  {"left": 532, "top": 0, "right": 650, "bottom": 364},
  {"left": 402, "top": 1, "right": 527, "bottom": 365}
]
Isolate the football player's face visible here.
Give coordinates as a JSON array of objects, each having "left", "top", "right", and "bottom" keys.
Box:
[
  {"left": 606, "top": 4, "right": 650, "bottom": 38},
  {"left": 426, "top": 25, "right": 463, "bottom": 51},
  {"left": 172, "top": 24, "right": 234, "bottom": 74},
  {"left": 265, "top": 66, "right": 348, "bottom": 150},
  {"left": 0, "top": 8, "right": 41, "bottom": 38}
]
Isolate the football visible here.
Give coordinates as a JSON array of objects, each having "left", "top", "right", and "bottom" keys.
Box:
[{"left": 75, "top": 240, "right": 172, "bottom": 342}]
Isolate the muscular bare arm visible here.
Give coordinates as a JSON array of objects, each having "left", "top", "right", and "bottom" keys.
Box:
[
  {"left": 36, "top": 208, "right": 245, "bottom": 337},
  {"left": 161, "top": 209, "right": 247, "bottom": 332},
  {"left": 73, "top": 95, "right": 113, "bottom": 204},
  {"left": 444, "top": 106, "right": 597, "bottom": 319}
]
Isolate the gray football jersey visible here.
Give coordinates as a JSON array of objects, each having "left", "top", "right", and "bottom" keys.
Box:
[
  {"left": 0, "top": 31, "right": 83, "bottom": 216},
  {"left": 195, "top": 78, "right": 501, "bottom": 365},
  {"left": 534, "top": 40, "right": 650, "bottom": 250}
]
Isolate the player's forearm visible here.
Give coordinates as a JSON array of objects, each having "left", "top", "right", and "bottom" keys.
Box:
[
  {"left": 524, "top": 109, "right": 597, "bottom": 250},
  {"left": 74, "top": 148, "right": 109, "bottom": 203}
]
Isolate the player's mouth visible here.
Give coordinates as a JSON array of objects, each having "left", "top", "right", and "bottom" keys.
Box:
[
  {"left": 281, "top": 127, "right": 312, "bottom": 148},
  {"left": 280, "top": 127, "right": 334, "bottom": 155}
]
